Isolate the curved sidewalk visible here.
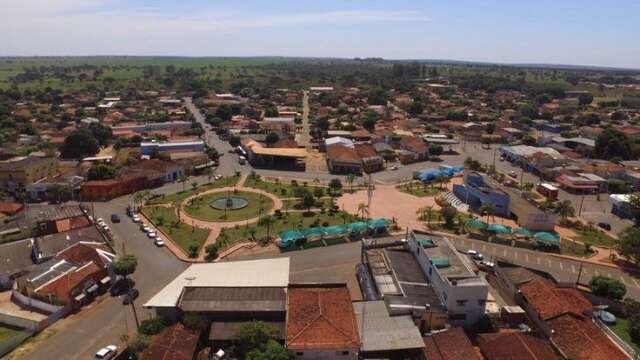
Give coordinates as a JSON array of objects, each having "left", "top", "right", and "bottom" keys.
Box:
[{"left": 177, "top": 174, "right": 283, "bottom": 261}]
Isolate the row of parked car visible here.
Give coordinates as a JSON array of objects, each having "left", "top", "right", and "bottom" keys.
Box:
[{"left": 127, "top": 207, "right": 165, "bottom": 247}]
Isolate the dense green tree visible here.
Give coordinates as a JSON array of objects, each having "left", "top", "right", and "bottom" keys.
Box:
[
  {"left": 617, "top": 226, "right": 640, "bottom": 265},
  {"left": 518, "top": 103, "right": 538, "bottom": 119},
  {"left": 578, "top": 93, "right": 594, "bottom": 107},
  {"left": 87, "top": 163, "right": 117, "bottom": 181},
  {"left": 112, "top": 255, "right": 138, "bottom": 277},
  {"left": 229, "top": 135, "right": 241, "bottom": 147},
  {"left": 264, "top": 105, "right": 279, "bottom": 118},
  {"left": 60, "top": 128, "right": 99, "bottom": 159},
  {"left": 367, "top": 88, "right": 388, "bottom": 106},
  {"left": 595, "top": 128, "right": 632, "bottom": 160},
  {"left": 429, "top": 144, "right": 443, "bottom": 157},
  {"left": 329, "top": 178, "right": 343, "bottom": 194},
  {"left": 265, "top": 132, "right": 280, "bottom": 147},
  {"left": 234, "top": 322, "right": 282, "bottom": 359},
  {"left": 246, "top": 340, "right": 291, "bottom": 360},
  {"left": 522, "top": 135, "right": 537, "bottom": 146},
  {"left": 408, "top": 101, "right": 424, "bottom": 117},
  {"left": 215, "top": 104, "right": 233, "bottom": 121},
  {"left": 589, "top": 276, "right": 626, "bottom": 300}
]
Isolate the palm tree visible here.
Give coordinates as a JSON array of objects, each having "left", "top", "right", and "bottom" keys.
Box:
[
  {"left": 357, "top": 203, "right": 369, "bottom": 220},
  {"left": 541, "top": 198, "right": 556, "bottom": 211},
  {"left": 207, "top": 168, "right": 213, "bottom": 184},
  {"left": 479, "top": 203, "right": 496, "bottom": 223},
  {"left": 179, "top": 175, "right": 188, "bottom": 192},
  {"left": 263, "top": 215, "right": 273, "bottom": 241},
  {"left": 434, "top": 174, "right": 448, "bottom": 190},
  {"left": 554, "top": 200, "right": 575, "bottom": 221},
  {"left": 347, "top": 173, "right": 356, "bottom": 192}
]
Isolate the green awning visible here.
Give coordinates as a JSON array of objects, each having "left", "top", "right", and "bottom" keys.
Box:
[
  {"left": 368, "top": 218, "right": 390, "bottom": 229},
  {"left": 487, "top": 224, "right": 512, "bottom": 234},
  {"left": 514, "top": 228, "right": 535, "bottom": 237},
  {"left": 303, "top": 227, "right": 324, "bottom": 239},
  {"left": 534, "top": 232, "right": 560, "bottom": 245},
  {"left": 419, "top": 238, "right": 435, "bottom": 248},
  {"left": 431, "top": 258, "right": 450, "bottom": 268},
  {"left": 347, "top": 221, "right": 368, "bottom": 233},
  {"left": 465, "top": 219, "right": 488, "bottom": 230},
  {"left": 323, "top": 225, "right": 346, "bottom": 236},
  {"left": 278, "top": 230, "right": 305, "bottom": 248}
]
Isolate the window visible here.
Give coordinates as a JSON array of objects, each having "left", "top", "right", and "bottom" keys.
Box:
[
  {"left": 478, "top": 299, "right": 486, "bottom": 306},
  {"left": 337, "top": 351, "right": 350, "bottom": 356},
  {"left": 456, "top": 299, "right": 468, "bottom": 306},
  {"left": 296, "top": 352, "right": 304, "bottom": 357},
  {"left": 449, "top": 313, "right": 466, "bottom": 321}
]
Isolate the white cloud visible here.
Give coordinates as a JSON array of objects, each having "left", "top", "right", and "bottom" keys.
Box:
[{"left": 0, "top": 0, "right": 427, "bottom": 55}]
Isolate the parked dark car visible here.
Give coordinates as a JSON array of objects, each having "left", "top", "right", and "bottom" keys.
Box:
[
  {"left": 597, "top": 222, "right": 612, "bottom": 231},
  {"left": 122, "top": 288, "right": 139, "bottom": 305},
  {"left": 109, "top": 278, "right": 134, "bottom": 296},
  {"left": 110, "top": 214, "right": 120, "bottom": 223}
]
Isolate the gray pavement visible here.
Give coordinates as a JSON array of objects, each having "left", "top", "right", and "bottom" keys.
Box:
[{"left": 21, "top": 194, "right": 188, "bottom": 360}]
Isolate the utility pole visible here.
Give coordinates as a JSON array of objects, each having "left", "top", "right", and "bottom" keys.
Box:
[
  {"left": 578, "top": 195, "right": 585, "bottom": 217},
  {"left": 576, "top": 261, "right": 584, "bottom": 286}
]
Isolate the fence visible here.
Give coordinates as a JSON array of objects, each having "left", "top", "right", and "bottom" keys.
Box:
[{"left": 592, "top": 316, "right": 639, "bottom": 360}]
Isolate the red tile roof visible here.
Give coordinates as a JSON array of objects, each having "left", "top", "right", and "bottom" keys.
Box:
[
  {"left": 478, "top": 332, "right": 556, "bottom": 360},
  {"left": 423, "top": 327, "right": 480, "bottom": 360},
  {"left": 354, "top": 143, "right": 379, "bottom": 159},
  {"left": 326, "top": 144, "right": 360, "bottom": 163},
  {"left": 37, "top": 261, "right": 104, "bottom": 301},
  {"left": 547, "top": 314, "right": 627, "bottom": 360},
  {"left": 286, "top": 284, "right": 360, "bottom": 351},
  {"left": 400, "top": 136, "right": 429, "bottom": 153},
  {"left": 139, "top": 323, "right": 200, "bottom": 360},
  {"left": 519, "top": 278, "right": 592, "bottom": 320},
  {"left": 0, "top": 202, "right": 24, "bottom": 216},
  {"left": 56, "top": 243, "right": 111, "bottom": 268}
]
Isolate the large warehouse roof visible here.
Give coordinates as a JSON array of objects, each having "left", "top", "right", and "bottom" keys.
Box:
[{"left": 144, "top": 258, "right": 290, "bottom": 308}]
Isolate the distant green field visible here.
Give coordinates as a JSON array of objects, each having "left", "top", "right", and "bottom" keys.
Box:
[{"left": 0, "top": 56, "right": 292, "bottom": 90}]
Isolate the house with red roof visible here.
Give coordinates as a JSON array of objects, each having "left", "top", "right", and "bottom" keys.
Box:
[
  {"left": 517, "top": 278, "right": 628, "bottom": 360},
  {"left": 286, "top": 284, "right": 360, "bottom": 359}
]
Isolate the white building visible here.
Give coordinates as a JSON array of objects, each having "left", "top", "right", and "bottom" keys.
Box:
[{"left": 406, "top": 232, "right": 489, "bottom": 326}]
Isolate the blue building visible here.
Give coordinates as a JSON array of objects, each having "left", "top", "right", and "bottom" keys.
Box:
[{"left": 452, "top": 172, "right": 510, "bottom": 216}]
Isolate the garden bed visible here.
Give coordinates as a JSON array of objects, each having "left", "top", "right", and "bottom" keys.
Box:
[
  {"left": 184, "top": 191, "right": 275, "bottom": 222},
  {"left": 141, "top": 206, "right": 210, "bottom": 255}
]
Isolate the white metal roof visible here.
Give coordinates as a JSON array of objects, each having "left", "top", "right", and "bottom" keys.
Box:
[{"left": 144, "top": 258, "right": 290, "bottom": 308}]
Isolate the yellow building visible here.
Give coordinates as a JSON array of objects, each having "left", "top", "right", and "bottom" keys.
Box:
[{"left": 0, "top": 156, "right": 58, "bottom": 193}]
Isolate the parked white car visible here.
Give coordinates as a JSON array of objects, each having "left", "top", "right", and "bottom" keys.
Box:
[
  {"left": 141, "top": 225, "right": 151, "bottom": 233},
  {"left": 154, "top": 238, "right": 165, "bottom": 247},
  {"left": 132, "top": 215, "right": 141, "bottom": 223},
  {"left": 467, "top": 249, "right": 483, "bottom": 260},
  {"left": 95, "top": 345, "right": 117, "bottom": 360},
  {"left": 147, "top": 231, "right": 157, "bottom": 239}
]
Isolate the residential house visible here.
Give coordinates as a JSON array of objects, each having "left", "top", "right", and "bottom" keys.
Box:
[
  {"left": 0, "top": 156, "right": 58, "bottom": 193},
  {"left": 286, "top": 284, "right": 360, "bottom": 359},
  {"left": 518, "top": 278, "right": 627, "bottom": 360},
  {"left": 139, "top": 323, "right": 200, "bottom": 360},
  {"left": 327, "top": 144, "right": 362, "bottom": 174},
  {"left": 354, "top": 144, "right": 384, "bottom": 173},
  {"left": 423, "top": 327, "right": 480, "bottom": 360},
  {"left": 398, "top": 136, "right": 429, "bottom": 164},
  {"left": 478, "top": 332, "right": 557, "bottom": 360}
]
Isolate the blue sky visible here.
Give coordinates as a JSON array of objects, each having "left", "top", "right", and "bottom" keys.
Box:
[{"left": 2, "top": 0, "right": 639, "bottom": 68}]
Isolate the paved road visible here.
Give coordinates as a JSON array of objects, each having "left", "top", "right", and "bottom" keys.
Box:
[
  {"left": 446, "top": 233, "right": 640, "bottom": 300},
  {"left": 299, "top": 91, "right": 311, "bottom": 149},
  {"left": 21, "top": 193, "right": 188, "bottom": 360}
]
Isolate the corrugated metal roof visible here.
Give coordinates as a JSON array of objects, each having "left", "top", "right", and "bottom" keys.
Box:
[
  {"left": 179, "top": 287, "right": 286, "bottom": 312},
  {"left": 352, "top": 301, "right": 424, "bottom": 352}
]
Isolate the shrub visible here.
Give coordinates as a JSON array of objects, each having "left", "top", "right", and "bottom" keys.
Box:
[
  {"left": 138, "top": 317, "right": 167, "bottom": 335},
  {"left": 188, "top": 244, "right": 199, "bottom": 258},
  {"left": 589, "top": 276, "right": 627, "bottom": 300},
  {"left": 129, "top": 334, "right": 150, "bottom": 353}
]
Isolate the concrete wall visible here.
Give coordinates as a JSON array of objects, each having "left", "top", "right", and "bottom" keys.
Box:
[
  {"left": 290, "top": 348, "right": 358, "bottom": 360},
  {"left": 12, "top": 290, "right": 61, "bottom": 314}
]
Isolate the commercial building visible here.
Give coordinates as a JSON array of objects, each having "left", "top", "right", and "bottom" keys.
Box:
[
  {"left": 0, "top": 156, "right": 58, "bottom": 193},
  {"left": 454, "top": 172, "right": 557, "bottom": 231},
  {"left": 609, "top": 194, "right": 635, "bottom": 220},
  {"left": 140, "top": 140, "right": 205, "bottom": 157},
  {"left": 406, "top": 232, "right": 489, "bottom": 326},
  {"left": 144, "top": 258, "right": 290, "bottom": 347},
  {"left": 241, "top": 137, "right": 307, "bottom": 170}
]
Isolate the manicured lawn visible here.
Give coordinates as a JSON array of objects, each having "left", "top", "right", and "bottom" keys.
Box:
[
  {"left": 184, "top": 191, "right": 275, "bottom": 222},
  {"left": 216, "top": 211, "right": 357, "bottom": 249},
  {"left": 141, "top": 206, "right": 210, "bottom": 255},
  {"left": 573, "top": 227, "right": 617, "bottom": 247},
  {"left": 282, "top": 197, "right": 334, "bottom": 211},
  {"left": 609, "top": 317, "right": 640, "bottom": 353},
  {"left": 147, "top": 176, "right": 239, "bottom": 206},
  {"left": 244, "top": 176, "right": 335, "bottom": 199},
  {"left": 561, "top": 239, "right": 595, "bottom": 258},
  {"left": 397, "top": 183, "right": 445, "bottom": 197}
]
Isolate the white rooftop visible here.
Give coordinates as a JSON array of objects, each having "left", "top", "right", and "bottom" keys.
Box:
[
  {"left": 144, "top": 258, "right": 290, "bottom": 308},
  {"left": 325, "top": 136, "right": 354, "bottom": 148}
]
